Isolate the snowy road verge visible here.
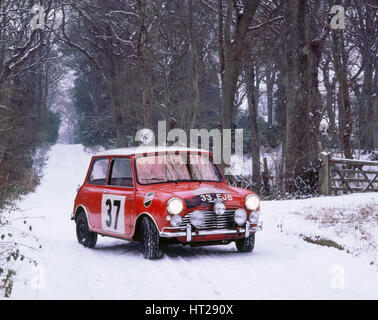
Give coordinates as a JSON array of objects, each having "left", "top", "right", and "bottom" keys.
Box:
[
  {"left": 3, "top": 144, "right": 377, "bottom": 299},
  {"left": 264, "top": 194, "right": 378, "bottom": 268}
]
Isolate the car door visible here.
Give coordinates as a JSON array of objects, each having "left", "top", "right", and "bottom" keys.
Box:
[
  {"left": 101, "top": 157, "right": 136, "bottom": 236},
  {"left": 85, "top": 157, "right": 110, "bottom": 230}
]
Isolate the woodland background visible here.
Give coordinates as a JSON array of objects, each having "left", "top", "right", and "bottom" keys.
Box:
[{"left": 0, "top": 0, "right": 377, "bottom": 206}]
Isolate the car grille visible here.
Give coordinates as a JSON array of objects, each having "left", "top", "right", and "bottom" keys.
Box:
[{"left": 180, "top": 210, "right": 236, "bottom": 230}]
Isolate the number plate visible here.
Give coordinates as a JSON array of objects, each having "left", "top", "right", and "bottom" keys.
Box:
[
  {"left": 101, "top": 194, "right": 126, "bottom": 234},
  {"left": 199, "top": 193, "right": 233, "bottom": 203}
]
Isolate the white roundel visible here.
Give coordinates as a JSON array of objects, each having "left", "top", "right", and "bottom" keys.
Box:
[{"left": 136, "top": 128, "right": 154, "bottom": 145}]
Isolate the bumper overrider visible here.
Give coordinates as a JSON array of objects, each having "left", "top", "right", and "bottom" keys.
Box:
[{"left": 160, "top": 221, "right": 263, "bottom": 242}]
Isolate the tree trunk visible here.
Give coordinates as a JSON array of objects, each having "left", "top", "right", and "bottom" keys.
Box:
[
  {"left": 246, "top": 66, "right": 261, "bottom": 193},
  {"left": 138, "top": 0, "right": 152, "bottom": 129},
  {"left": 322, "top": 61, "right": 338, "bottom": 146},
  {"left": 220, "top": 0, "right": 261, "bottom": 132},
  {"left": 218, "top": 0, "right": 261, "bottom": 176},
  {"left": 266, "top": 65, "right": 275, "bottom": 125},
  {"left": 108, "top": 59, "right": 127, "bottom": 147},
  {"left": 332, "top": 30, "right": 353, "bottom": 159},
  {"left": 283, "top": 0, "right": 313, "bottom": 192},
  {"left": 189, "top": 0, "right": 200, "bottom": 130}
]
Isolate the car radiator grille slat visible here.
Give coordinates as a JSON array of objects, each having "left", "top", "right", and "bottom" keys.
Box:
[{"left": 180, "top": 210, "right": 236, "bottom": 230}]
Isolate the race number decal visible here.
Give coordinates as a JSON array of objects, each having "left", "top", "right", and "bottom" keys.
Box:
[{"left": 101, "top": 194, "right": 126, "bottom": 234}]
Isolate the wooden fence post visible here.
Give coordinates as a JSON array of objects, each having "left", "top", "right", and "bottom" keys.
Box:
[{"left": 319, "top": 152, "right": 331, "bottom": 196}]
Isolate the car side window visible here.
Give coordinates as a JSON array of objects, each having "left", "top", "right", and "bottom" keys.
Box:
[
  {"left": 88, "top": 158, "right": 109, "bottom": 186},
  {"left": 108, "top": 158, "right": 134, "bottom": 188}
]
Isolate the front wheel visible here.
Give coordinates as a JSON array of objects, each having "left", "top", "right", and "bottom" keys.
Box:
[
  {"left": 140, "top": 217, "right": 162, "bottom": 260},
  {"left": 76, "top": 212, "right": 97, "bottom": 248},
  {"left": 235, "top": 233, "right": 255, "bottom": 253}
]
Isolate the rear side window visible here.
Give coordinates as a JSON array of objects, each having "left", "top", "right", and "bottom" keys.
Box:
[
  {"left": 88, "top": 158, "right": 109, "bottom": 185},
  {"left": 108, "top": 158, "right": 134, "bottom": 187}
]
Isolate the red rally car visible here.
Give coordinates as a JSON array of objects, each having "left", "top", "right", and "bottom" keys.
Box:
[{"left": 72, "top": 146, "right": 262, "bottom": 259}]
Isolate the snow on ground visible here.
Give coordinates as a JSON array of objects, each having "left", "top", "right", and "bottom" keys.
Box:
[
  {"left": 230, "top": 149, "right": 279, "bottom": 177},
  {"left": 274, "top": 197, "right": 378, "bottom": 266},
  {"left": 3, "top": 144, "right": 378, "bottom": 300}
]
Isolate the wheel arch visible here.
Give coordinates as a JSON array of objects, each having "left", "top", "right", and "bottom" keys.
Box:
[
  {"left": 74, "top": 205, "right": 90, "bottom": 223},
  {"left": 133, "top": 212, "right": 160, "bottom": 241}
]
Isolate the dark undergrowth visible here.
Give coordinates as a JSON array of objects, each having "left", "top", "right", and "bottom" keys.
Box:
[{"left": 0, "top": 147, "right": 48, "bottom": 298}]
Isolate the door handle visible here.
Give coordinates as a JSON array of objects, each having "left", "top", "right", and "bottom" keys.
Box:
[{"left": 103, "top": 190, "right": 108, "bottom": 194}]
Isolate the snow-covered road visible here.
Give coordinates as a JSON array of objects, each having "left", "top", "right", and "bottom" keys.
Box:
[{"left": 8, "top": 145, "right": 378, "bottom": 299}]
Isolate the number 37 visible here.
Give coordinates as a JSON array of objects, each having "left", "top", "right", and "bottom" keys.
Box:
[{"left": 105, "top": 199, "right": 121, "bottom": 230}]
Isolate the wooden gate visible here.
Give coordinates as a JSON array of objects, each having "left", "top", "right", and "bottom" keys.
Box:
[{"left": 319, "top": 152, "right": 378, "bottom": 195}]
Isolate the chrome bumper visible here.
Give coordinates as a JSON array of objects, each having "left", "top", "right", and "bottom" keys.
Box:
[{"left": 160, "top": 221, "right": 263, "bottom": 242}]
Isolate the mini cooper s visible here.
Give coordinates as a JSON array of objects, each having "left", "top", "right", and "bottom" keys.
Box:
[{"left": 72, "top": 146, "right": 262, "bottom": 259}]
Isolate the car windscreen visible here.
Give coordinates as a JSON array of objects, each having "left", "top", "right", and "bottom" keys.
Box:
[{"left": 135, "top": 153, "right": 224, "bottom": 185}]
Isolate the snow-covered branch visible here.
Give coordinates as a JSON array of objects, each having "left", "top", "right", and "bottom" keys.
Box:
[{"left": 249, "top": 16, "right": 283, "bottom": 31}]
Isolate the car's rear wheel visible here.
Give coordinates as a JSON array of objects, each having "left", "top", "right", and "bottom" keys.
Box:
[
  {"left": 76, "top": 212, "right": 97, "bottom": 248},
  {"left": 140, "top": 217, "right": 161, "bottom": 260},
  {"left": 235, "top": 233, "right": 255, "bottom": 253}
]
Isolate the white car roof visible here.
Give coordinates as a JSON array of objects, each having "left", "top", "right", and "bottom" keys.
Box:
[{"left": 94, "top": 146, "right": 210, "bottom": 157}]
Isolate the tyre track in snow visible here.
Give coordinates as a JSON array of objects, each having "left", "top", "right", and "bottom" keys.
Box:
[{"left": 8, "top": 144, "right": 378, "bottom": 300}]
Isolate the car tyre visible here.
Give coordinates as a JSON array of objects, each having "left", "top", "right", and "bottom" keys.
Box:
[
  {"left": 76, "top": 212, "right": 97, "bottom": 248},
  {"left": 140, "top": 217, "right": 162, "bottom": 260},
  {"left": 235, "top": 233, "right": 255, "bottom": 253}
]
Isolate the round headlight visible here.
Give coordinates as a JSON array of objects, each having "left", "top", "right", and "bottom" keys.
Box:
[
  {"left": 170, "top": 215, "right": 182, "bottom": 227},
  {"left": 234, "top": 208, "right": 247, "bottom": 226},
  {"left": 245, "top": 194, "right": 260, "bottom": 211},
  {"left": 167, "top": 197, "right": 184, "bottom": 215},
  {"left": 249, "top": 211, "right": 259, "bottom": 224},
  {"left": 190, "top": 211, "right": 205, "bottom": 228},
  {"left": 214, "top": 202, "right": 226, "bottom": 216}
]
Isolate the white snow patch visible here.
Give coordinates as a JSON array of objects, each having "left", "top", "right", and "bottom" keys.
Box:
[{"left": 4, "top": 144, "right": 378, "bottom": 300}]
